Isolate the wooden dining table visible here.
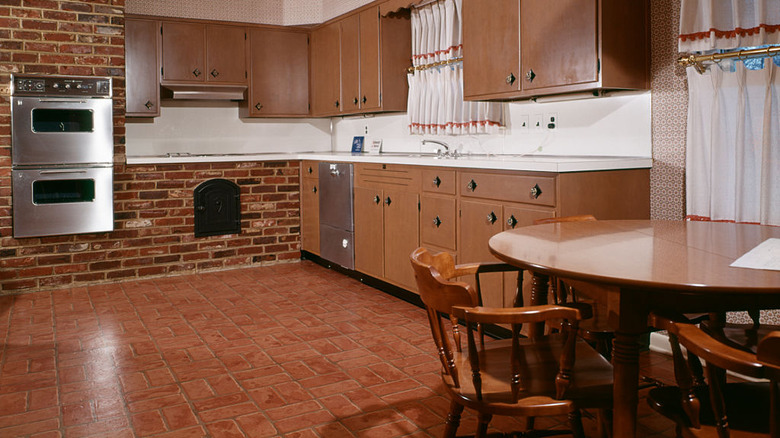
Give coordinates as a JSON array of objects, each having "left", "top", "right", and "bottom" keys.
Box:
[{"left": 488, "top": 220, "right": 780, "bottom": 437}]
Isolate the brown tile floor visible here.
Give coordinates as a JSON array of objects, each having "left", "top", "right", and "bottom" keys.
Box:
[{"left": 0, "top": 261, "right": 679, "bottom": 437}]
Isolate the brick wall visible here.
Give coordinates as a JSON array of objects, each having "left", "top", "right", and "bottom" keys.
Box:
[{"left": 0, "top": 1, "right": 302, "bottom": 294}]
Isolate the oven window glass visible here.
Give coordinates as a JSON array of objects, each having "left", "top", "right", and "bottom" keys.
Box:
[
  {"left": 33, "top": 179, "right": 95, "bottom": 204},
  {"left": 31, "top": 109, "right": 94, "bottom": 133}
]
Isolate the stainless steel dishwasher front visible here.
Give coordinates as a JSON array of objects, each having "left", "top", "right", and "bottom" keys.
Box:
[{"left": 318, "top": 162, "right": 355, "bottom": 269}]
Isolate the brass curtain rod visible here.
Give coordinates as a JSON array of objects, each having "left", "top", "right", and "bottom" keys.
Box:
[
  {"left": 678, "top": 45, "right": 780, "bottom": 73},
  {"left": 407, "top": 57, "right": 463, "bottom": 73}
]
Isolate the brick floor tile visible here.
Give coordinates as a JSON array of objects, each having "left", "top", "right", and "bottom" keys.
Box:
[
  {"left": 205, "top": 419, "right": 246, "bottom": 438},
  {"left": 235, "top": 412, "right": 278, "bottom": 438},
  {"left": 62, "top": 402, "right": 94, "bottom": 426},
  {"left": 131, "top": 410, "right": 167, "bottom": 436}
]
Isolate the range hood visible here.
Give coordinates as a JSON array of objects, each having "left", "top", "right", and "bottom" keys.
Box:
[{"left": 161, "top": 83, "right": 247, "bottom": 100}]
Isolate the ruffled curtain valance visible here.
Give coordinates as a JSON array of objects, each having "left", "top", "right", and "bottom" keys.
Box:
[
  {"left": 679, "top": 0, "right": 780, "bottom": 52},
  {"left": 406, "top": 0, "right": 503, "bottom": 135}
]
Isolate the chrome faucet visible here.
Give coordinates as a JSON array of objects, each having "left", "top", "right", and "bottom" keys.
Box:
[{"left": 422, "top": 139, "right": 451, "bottom": 158}]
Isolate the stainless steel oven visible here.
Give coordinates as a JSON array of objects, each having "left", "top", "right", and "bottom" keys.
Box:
[{"left": 11, "top": 74, "right": 115, "bottom": 238}]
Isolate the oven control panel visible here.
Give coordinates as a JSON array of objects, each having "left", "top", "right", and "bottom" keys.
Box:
[{"left": 11, "top": 74, "right": 112, "bottom": 98}]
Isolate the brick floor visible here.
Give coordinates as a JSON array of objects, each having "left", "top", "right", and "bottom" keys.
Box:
[{"left": 0, "top": 261, "right": 679, "bottom": 437}]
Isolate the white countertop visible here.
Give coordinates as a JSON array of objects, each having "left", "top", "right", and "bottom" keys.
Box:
[{"left": 125, "top": 151, "right": 652, "bottom": 173}]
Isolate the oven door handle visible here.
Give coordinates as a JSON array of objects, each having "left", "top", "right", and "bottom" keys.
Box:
[
  {"left": 37, "top": 98, "right": 89, "bottom": 104},
  {"left": 38, "top": 170, "right": 88, "bottom": 175}
]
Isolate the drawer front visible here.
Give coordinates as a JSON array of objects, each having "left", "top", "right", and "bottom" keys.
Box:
[
  {"left": 301, "top": 160, "right": 319, "bottom": 179},
  {"left": 354, "top": 163, "right": 421, "bottom": 190},
  {"left": 460, "top": 171, "right": 556, "bottom": 207},
  {"left": 420, "top": 195, "right": 456, "bottom": 250},
  {"left": 421, "top": 168, "right": 456, "bottom": 195}
]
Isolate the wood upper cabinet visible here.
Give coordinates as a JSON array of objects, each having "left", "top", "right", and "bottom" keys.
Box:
[
  {"left": 161, "top": 21, "right": 246, "bottom": 84},
  {"left": 311, "top": 6, "right": 410, "bottom": 116},
  {"left": 463, "top": 0, "right": 649, "bottom": 100},
  {"left": 125, "top": 18, "right": 160, "bottom": 117},
  {"left": 242, "top": 27, "right": 309, "bottom": 117},
  {"left": 310, "top": 21, "right": 341, "bottom": 116}
]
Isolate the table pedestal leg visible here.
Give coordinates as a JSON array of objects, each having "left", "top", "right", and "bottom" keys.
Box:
[
  {"left": 613, "top": 331, "right": 641, "bottom": 437},
  {"left": 529, "top": 273, "right": 549, "bottom": 339}
]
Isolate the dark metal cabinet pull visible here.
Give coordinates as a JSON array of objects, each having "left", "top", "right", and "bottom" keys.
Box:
[
  {"left": 362, "top": 96, "right": 367, "bottom": 104},
  {"left": 255, "top": 103, "right": 263, "bottom": 111},
  {"left": 507, "top": 215, "right": 518, "bottom": 228},
  {"left": 525, "top": 69, "right": 536, "bottom": 82},
  {"left": 467, "top": 179, "right": 477, "bottom": 191},
  {"left": 144, "top": 100, "right": 154, "bottom": 109},
  {"left": 334, "top": 100, "right": 340, "bottom": 108},
  {"left": 312, "top": 186, "right": 317, "bottom": 194},
  {"left": 530, "top": 184, "right": 542, "bottom": 199},
  {"left": 506, "top": 72, "right": 516, "bottom": 85},
  {"left": 384, "top": 197, "right": 392, "bottom": 206},
  {"left": 486, "top": 211, "right": 497, "bottom": 224},
  {"left": 307, "top": 166, "right": 313, "bottom": 174},
  {"left": 210, "top": 69, "right": 219, "bottom": 78},
  {"left": 433, "top": 176, "right": 441, "bottom": 187},
  {"left": 192, "top": 68, "right": 201, "bottom": 77},
  {"left": 373, "top": 195, "right": 381, "bottom": 204},
  {"left": 433, "top": 216, "right": 442, "bottom": 227},
  {"left": 353, "top": 97, "right": 359, "bottom": 105}
]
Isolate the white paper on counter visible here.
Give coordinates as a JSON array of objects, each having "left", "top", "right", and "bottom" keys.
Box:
[{"left": 730, "top": 238, "right": 780, "bottom": 271}]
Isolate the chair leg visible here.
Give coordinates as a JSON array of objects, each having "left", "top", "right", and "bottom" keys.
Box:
[
  {"left": 597, "top": 408, "right": 613, "bottom": 438},
  {"left": 443, "top": 400, "right": 464, "bottom": 438},
  {"left": 526, "top": 416, "right": 536, "bottom": 431},
  {"left": 568, "top": 410, "right": 585, "bottom": 438},
  {"left": 475, "top": 412, "right": 492, "bottom": 438}
]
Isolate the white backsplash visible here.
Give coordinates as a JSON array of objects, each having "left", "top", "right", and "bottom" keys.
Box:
[{"left": 332, "top": 91, "right": 652, "bottom": 158}]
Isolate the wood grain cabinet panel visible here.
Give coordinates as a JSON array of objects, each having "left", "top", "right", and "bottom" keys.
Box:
[
  {"left": 421, "top": 194, "right": 456, "bottom": 251},
  {"left": 301, "top": 177, "right": 320, "bottom": 254},
  {"left": 310, "top": 21, "right": 342, "bottom": 116},
  {"left": 354, "top": 186, "right": 385, "bottom": 279},
  {"left": 161, "top": 20, "right": 246, "bottom": 85},
  {"left": 125, "top": 18, "right": 160, "bottom": 117},
  {"left": 243, "top": 27, "right": 309, "bottom": 117},
  {"left": 205, "top": 24, "right": 247, "bottom": 84}
]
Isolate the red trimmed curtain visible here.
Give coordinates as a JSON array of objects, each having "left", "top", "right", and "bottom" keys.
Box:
[
  {"left": 679, "top": 0, "right": 780, "bottom": 52},
  {"left": 407, "top": 0, "right": 503, "bottom": 135}
]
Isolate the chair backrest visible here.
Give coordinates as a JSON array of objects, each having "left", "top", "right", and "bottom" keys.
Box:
[{"left": 650, "top": 312, "right": 780, "bottom": 437}]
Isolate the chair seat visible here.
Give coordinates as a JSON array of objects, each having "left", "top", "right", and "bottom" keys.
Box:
[
  {"left": 443, "top": 336, "right": 613, "bottom": 417},
  {"left": 647, "top": 382, "right": 771, "bottom": 436}
]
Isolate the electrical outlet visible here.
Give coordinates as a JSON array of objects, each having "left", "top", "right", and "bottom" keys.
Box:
[
  {"left": 364, "top": 125, "right": 369, "bottom": 135},
  {"left": 518, "top": 115, "right": 529, "bottom": 132},
  {"left": 532, "top": 114, "right": 544, "bottom": 130},
  {"left": 546, "top": 112, "right": 558, "bottom": 130}
]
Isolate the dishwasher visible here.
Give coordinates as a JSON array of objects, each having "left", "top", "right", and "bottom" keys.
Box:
[{"left": 318, "top": 162, "right": 355, "bottom": 269}]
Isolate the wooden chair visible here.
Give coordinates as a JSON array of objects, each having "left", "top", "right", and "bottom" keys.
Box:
[
  {"left": 410, "top": 247, "right": 614, "bottom": 438},
  {"left": 647, "top": 312, "right": 780, "bottom": 437},
  {"left": 532, "top": 215, "right": 615, "bottom": 358}
]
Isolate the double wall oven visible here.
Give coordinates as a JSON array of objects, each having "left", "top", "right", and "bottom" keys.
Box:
[{"left": 11, "top": 74, "right": 115, "bottom": 238}]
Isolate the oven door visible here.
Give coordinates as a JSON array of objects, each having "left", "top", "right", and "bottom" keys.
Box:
[
  {"left": 12, "top": 167, "right": 114, "bottom": 238},
  {"left": 11, "top": 96, "right": 113, "bottom": 166}
]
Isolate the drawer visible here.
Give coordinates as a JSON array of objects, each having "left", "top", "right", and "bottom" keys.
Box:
[
  {"left": 301, "top": 160, "right": 319, "bottom": 179},
  {"left": 420, "top": 195, "right": 456, "bottom": 250},
  {"left": 459, "top": 171, "right": 556, "bottom": 207},
  {"left": 421, "top": 168, "right": 456, "bottom": 194},
  {"left": 354, "top": 163, "right": 421, "bottom": 190}
]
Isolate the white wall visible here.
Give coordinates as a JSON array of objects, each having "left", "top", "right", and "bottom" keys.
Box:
[
  {"left": 332, "top": 91, "right": 653, "bottom": 157},
  {"left": 125, "top": 101, "right": 332, "bottom": 157}
]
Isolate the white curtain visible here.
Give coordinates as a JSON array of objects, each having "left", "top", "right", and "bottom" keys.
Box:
[
  {"left": 407, "top": 0, "right": 503, "bottom": 135},
  {"left": 686, "top": 62, "right": 780, "bottom": 226},
  {"left": 679, "top": 0, "right": 780, "bottom": 52}
]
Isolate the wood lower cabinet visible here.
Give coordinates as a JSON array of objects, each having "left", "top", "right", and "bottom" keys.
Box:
[
  {"left": 300, "top": 162, "right": 319, "bottom": 254},
  {"left": 125, "top": 18, "right": 160, "bottom": 117},
  {"left": 242, "top": 28, "right": 309, "bottom": 117}
]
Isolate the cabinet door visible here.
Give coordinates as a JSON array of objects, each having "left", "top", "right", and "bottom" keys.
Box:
[
  {"left": 247, "top": 28, "right": 309, "bottom": 117},
  {"left": 502, "top": 205, "right": 554, "bottom": 307},
  {"left": 206, "top": 24, "right": 246, "bottom": 84},
  {"left": 420, "top": 195, "right": 456, "bottom": 251},
  {"left": 354, "top": 186, "right": 384, "bottom": 279},
  {"left": 359, "top": 6, "right": 381, "bottom": 111},
  {"left": 311, "top": 22, "right": 342, "bottom": 116},
  {"left": 459, "top": 199, "right": 504, "bottom": 308},
  {"left": 301, "top": 178, "right": 320, "bottom": 254},
  {"left": 383, "top": 189, "right": 419, "bottom": 291},
  {"left": 462, "top": 0, "right": 519, "bottom": 99},
  {"left": 520, "top": 0, "right": 598, "bottom": 90},
  {"left": 125, "top": 18, "right": 160, "bottom": 117},
  {"left": 161, "top": 21, "right": 205, "bottom": 82},
  {"left": 340, "top": 14, "right": 361, "bottom": 113}
]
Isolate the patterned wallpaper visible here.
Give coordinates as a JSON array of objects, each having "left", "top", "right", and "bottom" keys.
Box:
[
  {"left": 125, "top": 0, "right": 374, "bottom": 25},
  {"left": 650, "top": 0, "right": 688, "bottom": 221}
]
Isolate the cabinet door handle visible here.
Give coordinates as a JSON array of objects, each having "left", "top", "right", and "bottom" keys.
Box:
[
  {"left": 353, "top": 97, "right": 359, "bottom": 105},
  {"left": 486, "top": 211, "right": 497, "bottom": 224},
  {"left": 432, "top": 176, "right": 441, "bottom": 187},
  {"left": 433, "top": 216, "right": 442, "bottom": 228},
  {"left": 334, "top": 100, "right": 340, "bottom": 108},
  {"left": 362, "top": 96, "right": 367, "bottom": 104},
  {"left": 255, "top": 103, "right": 263, "bottom": 111},
  {"left": 525, "top": 69, "right": 536, "bottom": 83},
  {"left": 373, "top": 195, "right": 381, "bottom": 204},
  {"left": 506, "top": 72, "right": 516, "bottom": 85},
  {"left": 467, "top": 179, "right": 477, "bottom": 192},
  {"left": 530, "top": 184, "right": 542, "bottom": 199},
  {"left": 144, "top": 100, "right": 154, "bottom": 109},
  {"left": 384, "top": 196, "right": 392, "bottom": 206},
  {"left": 307, "top": 166, "right": 313, "bottom": 174},
  {"left": 506, "top": 215, "right": 518, "bottom": 228},
  {"left": 192, "top": 68, "right": 201, "bottom": 77},
  {"left": 312, "top": 186, "right": 317, "bottom": 194},
  {"left": 210, "top": 69, "right": 219, "bottom": 78}
]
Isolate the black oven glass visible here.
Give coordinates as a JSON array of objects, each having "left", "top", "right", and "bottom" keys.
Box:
[
  {"left": 31, "top": 109, "right": 94, "bottom": 133},
  {"left": 33, "top": 179, "right": 95, "bottom": 204}
]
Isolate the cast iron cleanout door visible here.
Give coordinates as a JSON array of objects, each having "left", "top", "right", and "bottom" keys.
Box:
[{"left": 194, "top": 179, "right": 241, "bottom": 237}]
